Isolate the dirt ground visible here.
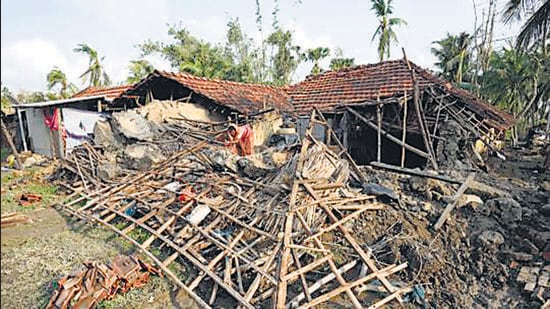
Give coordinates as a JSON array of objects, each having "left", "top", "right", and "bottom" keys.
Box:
[{"left": 0, "top": 167, "right": 198, "bottom": 309}]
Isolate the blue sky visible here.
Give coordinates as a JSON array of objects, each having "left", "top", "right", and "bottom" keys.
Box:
[{"left": 1, "top": 0, "right": 520, "bottom": 93}]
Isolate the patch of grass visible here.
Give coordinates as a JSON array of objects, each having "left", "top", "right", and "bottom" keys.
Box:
[
  {"left": 1, "top": 229, "right": 121, "bottom": 308},
  {"left": 0, "top": 147, "right": 10, "bottom": 162},
  {"left": 1, "top": 179, "right": 59, "bottom": 213},
  {"left": 97, "top": 276, "right": 172, "bottom": 309}
]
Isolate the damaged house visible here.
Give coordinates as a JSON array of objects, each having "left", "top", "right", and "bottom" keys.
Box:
[
  {"left": 286, "top": 59, "right": 515, "bottom": 169},
  {"left": 13, "top": 85, "right": 132, "bottom": 158},
  {"left": 114, "top": 70, "right": 293, "bottom": 146}
]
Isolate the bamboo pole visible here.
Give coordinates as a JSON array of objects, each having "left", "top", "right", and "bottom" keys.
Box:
[
  {"left": 401, "top": 91, "right": 408, "bottom": 167},
  {"left": 346, "top": 107, "right": 430, "bottom": 159},
  {"left": 377, "top": 97, "right": 382, "bottom": 162},
  {"left": 433, "top": 173, "right": 476, "bottom": 230}
]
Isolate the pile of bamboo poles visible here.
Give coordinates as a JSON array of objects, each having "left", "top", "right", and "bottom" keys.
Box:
[{"left": 54, "top": 110, "right": 410, "bottom": 308}]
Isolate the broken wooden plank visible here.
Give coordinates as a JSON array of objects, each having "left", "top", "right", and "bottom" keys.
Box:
[
  {"left": 369, "top": 161, "right": 462, "bottom": 184},
  {"left": 433, "top": 173, "right": 476, "bottom": 230}
]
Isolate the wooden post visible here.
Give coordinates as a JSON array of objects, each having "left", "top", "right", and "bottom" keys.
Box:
[
  {"left": 16, "top": 108, "right": 28, "bottom": 151},
  {"left": 376, "top": 97, "right": 382, "bottom": 162},
  {"left": 1, "top": 116, "right": 23, "bottom": 169},
  {"left": 342, "top": 113, "right": 349, "bottom": 149},
  {"left": 346, "top": 107, "right": 430, "bottom": 159},
  {"left": 401, "top": 91, "right": 408, "bottom": 168}
]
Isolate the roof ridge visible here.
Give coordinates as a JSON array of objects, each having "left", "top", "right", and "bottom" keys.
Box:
[{"left": 156, "top": 70, "right": 284, "bottom": 90}]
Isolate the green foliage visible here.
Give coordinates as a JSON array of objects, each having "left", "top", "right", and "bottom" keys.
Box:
[
  {"left": 306, "top": 47, "right": 330, "bottom": 75},
  {"left": 503, "top": 0, "right": 550, "bottom": 52},
  {"left": 479, "top": 46, "right": 549, "bottom": 140},
  {"left": 329, "top": 58, "right": 356, "bottom": 71},
  {"left": 431, "top": 32, "right": 473, "bottom": 84},
  {"left": 266, "top": 28, "right": 305, "bottom": 85},
  {"left": 74, "top": 43, "right": 112, "bottom": 87},
  {"left": 370, "top": 0, "right": 407, "bottom": 62},
  {"left": 46, "top": 67, "right": 78, "bottom": 98},
  {"left": 140, "top": 25, "right": 235, "bottom": 80},
  {"left": 126, "top": 60, "right": 155, "bottom": 84},
  {"left": 1, "top": 85, "right": 14, "bottom": 110},
  {"left": 140, "top": 21, "right": 312, "bottom": 86},
  {"left": 224, "top": 18, "right": 263, "bottom": 83}
]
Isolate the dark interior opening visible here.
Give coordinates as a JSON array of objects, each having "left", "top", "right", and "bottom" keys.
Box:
[{"left": 347, "top": 125, "right": 428, "bottom": 167}]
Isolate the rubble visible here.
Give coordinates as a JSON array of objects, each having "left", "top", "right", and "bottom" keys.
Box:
[
  {"left": 53, "top": 111, "right": 413, "bottom": 308},
  {"left": 47, "top": 106, "right": 549, "bottom": 308},
  {"left": 18, "top": 193, "right": 42, "bottom": 206},
  {"left": 111, "top": 109, "right": 155, "bottom": 142},
  {"left": 123, "top": 144, "right": 165, "bottom": 171},
  {"left": 46, "top": 255, "right": 161, "bottom": 309}
]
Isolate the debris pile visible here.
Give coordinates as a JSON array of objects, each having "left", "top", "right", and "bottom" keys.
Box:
[
  {"left": 46, "top": 255, "right": 161, "bottom": 309},
  {"left": 49, "top": 106, "right": 549, "bottom": 308},
  {"left": 53, "top": 111, "right": 418, "bottom": 308},
  {"left": 53, "top": 100, "right": 228, "bottom": 192}
]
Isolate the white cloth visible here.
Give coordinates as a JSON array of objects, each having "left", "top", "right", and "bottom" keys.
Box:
[{"left": 62, "top": 108, "right": 102, "bottom": 152}]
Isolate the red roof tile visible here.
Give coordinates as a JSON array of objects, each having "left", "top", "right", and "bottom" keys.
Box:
[
  {"left": 286, "top": 59, "right": 514, "bottom": 129},
  {"left": 129, "top": 70, "right": 292, "bottom": 114},
  {"left": 72, "top": 85, "right": 133, "bottom": 101}
]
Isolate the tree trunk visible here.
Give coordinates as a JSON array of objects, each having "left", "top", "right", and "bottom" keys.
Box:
[{"left": 1, "top": 117, "right": 23, "bottom": 169}]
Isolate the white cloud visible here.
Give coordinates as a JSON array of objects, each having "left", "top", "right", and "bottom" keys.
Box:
[{"left": 1, "top": 38, "right": 86, "bottom": 92}]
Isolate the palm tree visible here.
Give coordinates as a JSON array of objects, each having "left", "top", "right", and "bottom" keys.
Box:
[
  {"left": 502, "top": 0, "right": 549, "bottom": 53},
  {"left": 431, "top": 32, "right": 473, "bottom": 84},
  {"left": 126, "top": 60, "right": 154, "bottom": 84},
  {"left": 480, "top": 46, "right": 548, "bottom": 142},
  {"left": 329, "top": 58, "right": 356, "bottom": 71},
  {"left": 306, "top": 47, "right": 330, "bottom": 75},
  {"left": 370, "top": 0, "right": 407, "bottom": 62},
  {"left": 46, "top": 67, "right": 77, "bottom": 98},
  {"left": 266, "top": 29, "right": 305, "bottom": 85},
  {"left": 73, "top": 43, "right": 111, "bottom": 87}
]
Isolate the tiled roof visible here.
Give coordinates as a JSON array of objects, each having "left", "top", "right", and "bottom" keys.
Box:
[
  {"left": 286, "top": 59, "right": 514, "bottom": 129},
  {"left": 128, "top": 70, "right": 292, "bottom": 114},
  {"left": 72, "top": 85, "right": 133, "bottom": 101}
]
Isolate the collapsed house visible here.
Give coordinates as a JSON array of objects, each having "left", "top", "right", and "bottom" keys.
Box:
[{"left": 286, "top": 59, "right": 515, "bottom": 169}]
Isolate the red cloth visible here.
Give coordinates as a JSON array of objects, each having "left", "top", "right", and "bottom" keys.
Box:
[
  {"left": 227, "top": 124, "right": 254, "bottom": 156},
  {"left": 44, "top": 108, "right": 59, "bottom": 130}
]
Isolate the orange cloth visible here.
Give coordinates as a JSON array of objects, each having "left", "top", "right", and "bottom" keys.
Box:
[{"left": 227, "top": 124, "right": 254, "bottom": 156}]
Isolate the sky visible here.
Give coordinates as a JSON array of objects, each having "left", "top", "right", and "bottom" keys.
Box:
[{"left": 1, "top": 0, "right": 521, "bottom": 94}]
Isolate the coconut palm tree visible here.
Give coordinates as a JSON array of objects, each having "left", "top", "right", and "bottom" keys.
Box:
[
  {"left": 329, "top": 58, "right": 356, "bottom": 71},
  {"left": 306, "top": 47, "right": 330, "bottom": 75},
  {"left": 46, "top": 67, "right": 77, "bottom": 98},
  {"left": 431, "top": 32, "right": 473, "bottom": 84},
  {"left": 502, "top": 0, "right": 549, "bottom": 53},
  {"left": 481, "top": 46, "right": 548, "bottom": 142},
  {"left": 370, "top": 0, "right": 407, "bottom": 62},
  {"left": 126, "top": 60, "right": 154, "bottom": 84},
  {"left": 73, "top": 43, "right": 112, "bottom": 87}
]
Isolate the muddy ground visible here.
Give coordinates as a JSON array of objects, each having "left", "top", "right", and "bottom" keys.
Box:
[{"left": 1, "top": 143, "right": 548, "bottom": 308}]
